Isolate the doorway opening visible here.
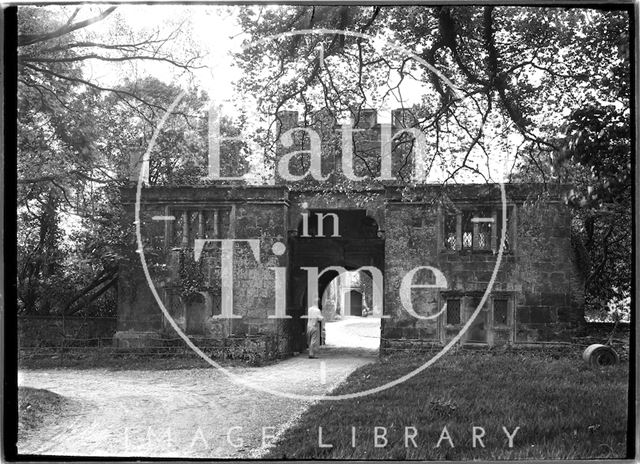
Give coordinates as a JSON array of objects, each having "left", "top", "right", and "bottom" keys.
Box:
[
  {"left": 320, "top": 270, "right": 381, "bottom": 351},
  {"left": 288, "top": 208, "right": 385, "bottom": 355}
]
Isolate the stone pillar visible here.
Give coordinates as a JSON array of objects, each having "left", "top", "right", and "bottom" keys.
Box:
[
  {"left": 128, "top": 151, "right": 149, "bottom": 184},
  {"left": 392, "top": 108, "right": 417, "bottom": 129},
  {"left": 352, "top": 108, "right": 377, "bottom": 129},
  {"left": 229, "top": 205, "right": 236, "bottom": 238},
  {"left": 213, "top": 209, "right": 219, "bottom": 238},
  {"left": 274, "top": 110, "right": 300, "bottom": 185},
  {"left": 275, "top": 110, "right": 299, "bottom": 134}
]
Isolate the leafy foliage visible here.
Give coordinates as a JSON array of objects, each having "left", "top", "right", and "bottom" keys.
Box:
[
  {"left": 16, "top": 6, "right": 208, "bottom": 316},
  {"left": 233, "top": 7, "right": 630, "bottom": 183},
  {"left": 233, "top": 5, "right": 632, "bottom": 320}
]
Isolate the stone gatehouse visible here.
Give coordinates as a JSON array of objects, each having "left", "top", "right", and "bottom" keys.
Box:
[{"left": 115, "top": 110, "right": 585, "bottom": 358}]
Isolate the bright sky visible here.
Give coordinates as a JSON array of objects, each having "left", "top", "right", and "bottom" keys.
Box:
[
  {"left": 83, "top": 5, "right": 437, "bottom": 117},
  {"left": 61, "top": 4, "right": 521, "bottom": 184},
  {"left": 82, "top": 5, "right": 244, "bottom": 103}
]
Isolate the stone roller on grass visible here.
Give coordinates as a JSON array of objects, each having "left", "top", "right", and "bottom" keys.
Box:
[{"left": 583, "top": 343, "right": 620, "bottom": 367}]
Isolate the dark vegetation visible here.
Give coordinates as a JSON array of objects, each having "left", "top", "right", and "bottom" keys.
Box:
[
  {"left": 17, "top": 6, "right": 241, "bottom": 321},
  {"left": 18, "top": 387, "right": 77, "bottom": 441}
]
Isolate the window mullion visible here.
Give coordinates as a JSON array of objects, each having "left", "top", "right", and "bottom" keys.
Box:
[
  {"left": 164, "top": 205, "right": 172, "bottom": 250},
  {"left": 472, "top": 221, "right": 479, "bottom": 250},
  {"left": 491, "top": 210, "right": 498, "bottom": 253},
  {"left": 181, "top": 210, "right": 189, "bottom": 248},
  {"left": 198, "top": 210, "right": 205, "bottom": 239}
]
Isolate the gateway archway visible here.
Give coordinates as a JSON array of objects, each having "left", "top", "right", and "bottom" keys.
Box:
[{"left": 288, "top": 209, "right": 384, "bottom": 354}]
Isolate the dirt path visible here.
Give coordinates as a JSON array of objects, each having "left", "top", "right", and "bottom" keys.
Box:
[{"left": 17, "top": 347, "right": 375, "bottom": 458}]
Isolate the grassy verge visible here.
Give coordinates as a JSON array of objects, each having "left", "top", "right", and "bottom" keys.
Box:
[
  {"left": 266, "top": 350, "right": 629, "bottom": 460},
  {"left": 18, "top": 387, "right": 73, "bottom": 441}
]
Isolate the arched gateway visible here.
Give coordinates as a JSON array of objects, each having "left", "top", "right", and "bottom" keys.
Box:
[{"left": 115, "top": 110, "right": 585, "bottom": 358}]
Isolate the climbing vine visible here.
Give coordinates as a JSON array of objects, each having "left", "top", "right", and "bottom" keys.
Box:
[{"left": 178, "top": 250, "right": 206, "bottom": 298}]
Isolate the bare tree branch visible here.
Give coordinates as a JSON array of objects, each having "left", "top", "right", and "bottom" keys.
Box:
[
  {"left": 18, "top": 7, "right": 117, "bottom": 47},
  {"left": 21, "top": 53, "right": 205, "bottom": 71}
]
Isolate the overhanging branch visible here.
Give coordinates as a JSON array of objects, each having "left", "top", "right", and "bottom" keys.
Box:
[{"left": 18, "top": 7, "right": 117, "bottom": 47}]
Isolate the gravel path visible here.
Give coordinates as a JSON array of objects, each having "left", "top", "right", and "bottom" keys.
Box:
[{"left": 17, "top": 344, "right": 375, "bottom": 458}]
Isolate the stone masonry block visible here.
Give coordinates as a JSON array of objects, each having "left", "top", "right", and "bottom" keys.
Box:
[{"left": 529, "top": 306, "right": 552, "bottom": 323}]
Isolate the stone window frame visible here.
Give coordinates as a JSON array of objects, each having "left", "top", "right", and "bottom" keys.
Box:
[
  {"left": 438, "top": 291, "right": 487, "bottom": 343},
  {"left": 489, "top": 293, "right": 516, "bottom": 344},
  {"left": 492, "top": 296, "right": 511, "bottom": 327},
  {"left": 161, "top": 288, "right": 223, "bottom": 334},
  {"left": 164, "top": 205, "right": 235, "bottom": 250},
  {"left": 437, "top": 203, "right": 517, "bottom": 254},
  {"left": 439, "top": 291, "right": 480, "bottom": 328},
  {"left": 445, "top": 298, "right": 462, "bottom": 325},
  {"left": 439, "top": 291, "right": 516, "bottom": 345}
]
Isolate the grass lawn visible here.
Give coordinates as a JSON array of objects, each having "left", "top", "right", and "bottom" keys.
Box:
[{"left": 266, "top": 350, "right": 630, "bottom": 460}]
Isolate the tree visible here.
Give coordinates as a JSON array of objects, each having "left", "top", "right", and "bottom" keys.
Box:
[
  {"left": 233, "top": 6, "right": 629, "bottom": 182},
  {"left": 530, "top": 11, "right": 631, "bottom": 320},
  {"left": 105, "top": 76, "right": 250, "bottom": 186},
  {"left": 18, "top": 6, "right": 203, "bottom": 113},
  {"left": 16, "top": 6, "right": 208, "bottom": 315},
  {"left": 232, "top": 5, "right": 632, "bottom": 320},
  {"left": 559, "top": 104, "right": 631, "bottom": 321},
  {"left": 17, "top": 6, "right": 206, "bottom": 191}
]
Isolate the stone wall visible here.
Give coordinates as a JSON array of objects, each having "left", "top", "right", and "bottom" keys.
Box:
[
  {"left": 116, "top": 183, "right": 584, "bottom": 358},
  {"left": 116, "top": 202, "right": 167, "bottom": 335},
  {"left": 230, "top": 201, "right": 291, "bottom": 353},
  {"left": 383, "top": 201, "right": 440, "bottom": 344},
  {"left": 380, "top": 184, "right": 584, "bottom": 353},
  {"left": 19, "top": 316, "right": 117, "bottom": 348},
  {"left": 513, "top": 197, "right": 584, "bottom": 340},
  {"left": 115, "top": 186, "right": 293, "bottom": 357}
]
